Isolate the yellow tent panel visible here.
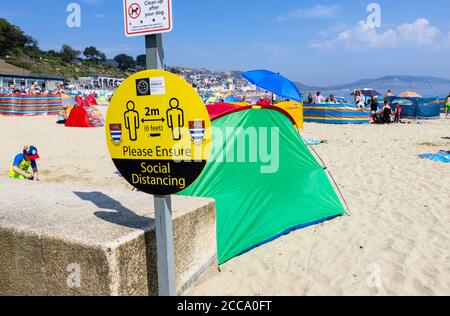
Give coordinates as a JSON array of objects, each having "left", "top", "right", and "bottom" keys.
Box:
[
  {"left": 230, "top": 102, "right": 251, "bottom": 107},
  {"left": 275, "top": 101, "right": 304, "bottom": 130}
]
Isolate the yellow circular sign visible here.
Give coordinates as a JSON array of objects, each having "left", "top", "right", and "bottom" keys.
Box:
[{"left": 106, "top": 70, "right": 212, "bottom": 195}]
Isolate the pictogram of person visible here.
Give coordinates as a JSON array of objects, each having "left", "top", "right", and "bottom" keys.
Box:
[
  {"left": 166, "top": 98, "right": 184, "bottom": 141},
  {"left": 124, "top": 101, "right": 140, "bottom": 141}
]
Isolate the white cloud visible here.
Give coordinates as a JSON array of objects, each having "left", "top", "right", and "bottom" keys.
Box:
[
  {"left": 317, "top": 22, "right": 348, "bottom": 38},
  {"left": 311, "top": 18, "right": 441, "bottom": 50},
  {"left": 278, "top": 4, "right": 339, "bottom": 21},
  {"left": 397, "top": 18, "right": 439, "bottom": 45}
]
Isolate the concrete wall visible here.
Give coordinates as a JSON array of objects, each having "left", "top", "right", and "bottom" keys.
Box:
[{"left": 0, "top": 179, "right": 216, "bottom": 296}]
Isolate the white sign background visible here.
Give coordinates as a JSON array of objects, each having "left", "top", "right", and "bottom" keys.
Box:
[{"left": 124, "top": 0, "right": 173, "bottom": 37}]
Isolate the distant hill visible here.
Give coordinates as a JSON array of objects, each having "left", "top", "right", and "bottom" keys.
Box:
[{"left": 296, "top": 75, "right": 450, "bottom": 98}]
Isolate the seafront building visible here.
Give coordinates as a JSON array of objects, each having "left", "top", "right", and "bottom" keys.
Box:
[{"left": 0, "top": 73, "right": 64, "bottom": 91}]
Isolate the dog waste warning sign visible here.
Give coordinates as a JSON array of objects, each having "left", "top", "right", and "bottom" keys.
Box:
[
  {"left": 124, "top": 0, "right": 173, "bottom": 37},
  {"left": 106, "top": 70, "right": 212, "bottom": 195}
]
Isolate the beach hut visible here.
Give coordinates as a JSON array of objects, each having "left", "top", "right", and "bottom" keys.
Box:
[{"left": 181, "top": 104, "right": 345, "bottom": 264}]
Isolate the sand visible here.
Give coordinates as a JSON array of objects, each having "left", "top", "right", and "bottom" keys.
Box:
[
  {"left": 1, "top": 108, "right": 449, "bottom": 296},
  {"left": 0, "top": 108, "right": 129, "bottom": 191}
]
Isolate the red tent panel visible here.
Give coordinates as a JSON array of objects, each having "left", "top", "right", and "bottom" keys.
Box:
[
  {"left": 86, "top": 95, "right": 98, "bottom": 106},
  {"left": 65, "top": 106, "right": 93, "bottom": 128},
  {"left": 206, "top": 102, "right": 297, "bottom": 125}
]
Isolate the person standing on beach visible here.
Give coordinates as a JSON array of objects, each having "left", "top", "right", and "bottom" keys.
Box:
[
  {"left": 444, "top": 93, "right": 450, "bottom": 119},
  {"left": 8, "top": 84, "right": 16, "bottom": 94},
  {"left": 9, "top": 146, "right": 40, "bottom": 181},
  {"left": 313, "top": 91, "right": 325, "bottom": 104},
  {"left": 384, "top": 90, "right": 394, "bottom": 101},
  {"left": 307, "top": 92, "right": 313, "bottom": 104},
  {"left": 370, "top": 96, "right": 379, "bottom": 120},
  {"left": 445, "top": 93, "right": 450, "bottom": 119},
  {"left": 355, "top": 90, "right": 366, "bottom": 109},
  {"left": 56, "top": 83, "right": 66, "bottom": 95},
  {"left": 28, "top": 83, "right": 38, "bottom": 95}
]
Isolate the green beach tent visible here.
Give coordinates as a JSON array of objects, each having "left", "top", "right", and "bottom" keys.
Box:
[{"left": 181, "top": 104, "right": 345, "bottom": 264}]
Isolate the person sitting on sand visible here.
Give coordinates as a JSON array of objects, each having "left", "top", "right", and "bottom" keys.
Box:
[
  {"left": 57, "top": 104, "right": 74, "bottom": 124},
  {"left": 9, "top": 146, "right": 40, "bottom": 181},
  {"left": 445, "top": 93, "right": 450, "bottom": 120},
  {"left": 374, "top": 101, "right": 393, "bottom": 124}
]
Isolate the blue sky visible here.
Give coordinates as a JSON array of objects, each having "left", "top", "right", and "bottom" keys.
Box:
[{"left": 2, "top": 0, "right": 450, "bottom": 86}]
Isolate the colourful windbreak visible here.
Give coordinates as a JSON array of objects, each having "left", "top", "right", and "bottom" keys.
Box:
[
  {"left": 181, "top": 108, "right": 345, "bottom": 264},
  {"left": 304, "top": 103, "right": 370, "bottom": 124},
  {"left": 0, "top": 94, "right": 62, "bottom": 116}
]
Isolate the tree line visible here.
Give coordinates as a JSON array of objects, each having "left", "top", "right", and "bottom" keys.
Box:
[{"left": 0, "top": 18, "right": 147, "bottom": 71}]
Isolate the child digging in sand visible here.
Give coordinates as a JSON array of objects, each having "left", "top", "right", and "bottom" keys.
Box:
[{"left": 9, "top": 146, "right": 40, "bottom": 181}]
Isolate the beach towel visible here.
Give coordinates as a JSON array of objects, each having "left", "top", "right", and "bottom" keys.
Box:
[
  {"left": 303, "top": 138, "right": 326, "bottom": 146},
  {"left": 418, "top": 151, "right": 450, "bottom": 163}
]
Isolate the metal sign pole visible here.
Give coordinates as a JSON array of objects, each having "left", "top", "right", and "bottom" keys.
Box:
[
  {"left": 154, "top": 195, "right": 177, "bottom": 296},
  {"left": 145, "top": 33, "right": 176, "bottom": 296},
  {"left": 146, "top": 34, "right": 164, "bottom": 70}
]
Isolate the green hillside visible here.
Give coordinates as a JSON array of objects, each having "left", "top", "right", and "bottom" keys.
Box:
[
  {"left": 6, "top": 53, "right": 130, "bottom": 78},
  {"left": 0, "top": 18, "right": 137, "bottom": 79}
]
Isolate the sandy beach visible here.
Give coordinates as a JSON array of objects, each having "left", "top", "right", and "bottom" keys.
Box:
[{"left": 1, "top": 108, "right": 449, "bottom": 296}]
